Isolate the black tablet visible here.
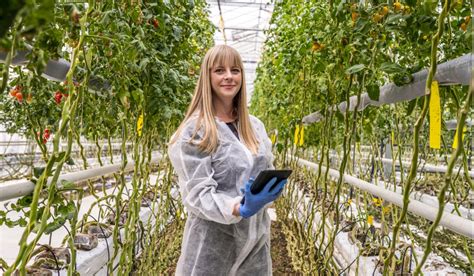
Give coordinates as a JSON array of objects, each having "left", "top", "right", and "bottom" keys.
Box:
[{"left": 250, "top": 169, "right": 292, "bottom": 194}]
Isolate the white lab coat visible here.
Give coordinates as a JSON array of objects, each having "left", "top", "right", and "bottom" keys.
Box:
[{"left": 168, "top": 114, "right": 274, "bottom": 276}]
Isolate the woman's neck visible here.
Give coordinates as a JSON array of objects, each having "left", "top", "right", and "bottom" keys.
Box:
[
  {"left": 213, "top": 99, "right": 236, "bottom": 123},
  {"left": 216, "top": 111, "right": 236, "bottom": 123}
]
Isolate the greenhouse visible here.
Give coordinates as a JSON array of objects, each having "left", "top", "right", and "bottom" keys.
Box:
[{"left": 0, "top": 0, "right": 472, "bottom": 275}]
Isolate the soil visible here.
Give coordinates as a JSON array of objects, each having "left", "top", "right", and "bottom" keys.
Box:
[
  {"left": 160, "top": 220, "right": 299, "bottom": 275},
  {"left": 271, "top": 220, "right": 300, "bottom": 275}
]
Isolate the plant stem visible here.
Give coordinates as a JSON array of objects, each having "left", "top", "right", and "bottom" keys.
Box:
[
  {"left": 413, "top": 73, "right": 472, "bottom": 275},
  {"left": 383, "top": 1, "right": 451, "bottom": 273}
]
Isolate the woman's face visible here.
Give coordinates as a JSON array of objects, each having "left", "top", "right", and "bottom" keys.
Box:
[{"left": 210, "top": 63, "right": 242, "bottom": 103}]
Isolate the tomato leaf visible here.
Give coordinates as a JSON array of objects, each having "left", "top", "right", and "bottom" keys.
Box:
[
  {"left": 33, "top": 166, "right": 46, "bottom": 178},
  {"left": 406, "top": 98, "right": 417, "bottom": 116},
  {"left": 60, "top": 180, "right": 76, "bottom": 189},
  {"left": 44, "top": 217, "right": 66, "bottom": 234},
  {"left": 380, "top": 62, "right": 405, "bottom": 74},
  {"left": 17, "top": 195, "right": 33, "bottom": 207},
  {"left": 65, "top": 156, "right": 75, "bottom": 165},
  {"left": 345, "top": 64, "right": 365, "bottom": 74},
  {"left": 367, "top": 85, "right": 380, "bottom": 101}
]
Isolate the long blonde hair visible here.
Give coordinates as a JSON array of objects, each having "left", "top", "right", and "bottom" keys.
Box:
[{"left": 169, "top": 45, "right": 259, "bottom": 154}]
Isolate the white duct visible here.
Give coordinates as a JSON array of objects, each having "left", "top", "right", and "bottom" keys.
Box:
[{"left": 0, "top": 153, "right": 162, "bottom": 202}]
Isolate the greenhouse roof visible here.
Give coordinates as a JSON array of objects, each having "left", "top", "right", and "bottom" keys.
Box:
[{"left": 207, "top": 0, "right": 274, "bottom": 101}]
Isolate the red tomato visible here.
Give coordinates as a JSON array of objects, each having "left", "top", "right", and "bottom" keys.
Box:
[
  {"left": 15, "top": 93, "right": 23, "bottom": 103},
  {"left": 152, "top": 18, "right": 159, "bottom": 29},
  {"left": 54, "top": 91, "right": 63, "bottom": 104},
  {"left": 43, "top": 129, "right": 51, "bottom": 140}
]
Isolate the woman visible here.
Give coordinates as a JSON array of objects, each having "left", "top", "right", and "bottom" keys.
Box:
[{"left": 168, "top": 45, "right": 287, "bottom": 275}]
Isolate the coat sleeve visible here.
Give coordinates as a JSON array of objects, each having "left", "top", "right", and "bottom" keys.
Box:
[{"left": 168, "top": 139, "right": 243, "bottom": 225}]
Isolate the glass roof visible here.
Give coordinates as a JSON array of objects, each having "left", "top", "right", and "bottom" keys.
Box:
[{"left": 207, "top": 0, "right": 274, "bottom": 101}]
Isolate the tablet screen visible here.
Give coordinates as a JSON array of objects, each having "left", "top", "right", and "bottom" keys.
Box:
[{"left": 250, "top": 169, "right": 292, "bottom": 194}]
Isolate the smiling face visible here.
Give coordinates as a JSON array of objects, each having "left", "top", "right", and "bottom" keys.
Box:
[{"left": 210, "top": 63, "right": 242, "bottom": 103}]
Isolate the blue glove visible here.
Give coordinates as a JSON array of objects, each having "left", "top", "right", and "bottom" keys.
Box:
[{"left": 239, "top": 177, "right": 287, "bottom": 218}]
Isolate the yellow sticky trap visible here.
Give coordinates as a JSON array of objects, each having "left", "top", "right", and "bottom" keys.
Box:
[
  {"left": 367, "top": 215, "right": 374, "bottom": 225},
  {"left": 293, "top": 125, "right": 304, "bottom": 146},
  {"left": 294, "top": 125, "right": 304, "bottom": 146},
  {"left": 270, "top": 133, "right": 276, "bottom": 145},
  {"left": 429, "top": 81, "right": 441, "bottom": 149},
  {"left": 391, "top": 130, "right": 395, "bottom": 145},
  {"left": 452, "top": 126, "right": 467, "bottom": 149},
  {"left": 137, "top": 113, "right": 144, "bottom": 137}
]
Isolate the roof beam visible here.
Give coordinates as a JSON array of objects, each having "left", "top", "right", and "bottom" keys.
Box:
[
  {"left": 207, "top": 1, "right": 272, "bottom": 7},
  {"left": 222, "top": 27, "right": 266, "bottom": 32}
]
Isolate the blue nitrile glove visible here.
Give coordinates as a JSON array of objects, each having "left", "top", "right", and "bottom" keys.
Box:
[{"left": 239, "top": 177, "right": 287, "bottom": 218}]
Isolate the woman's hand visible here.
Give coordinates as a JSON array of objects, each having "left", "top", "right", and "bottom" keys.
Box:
[
  {"left": 232, "top": 202, "right": 241, "bottom": 217},
  {"left": 238, "top": 177, "right": 287, "bottom": 218}
]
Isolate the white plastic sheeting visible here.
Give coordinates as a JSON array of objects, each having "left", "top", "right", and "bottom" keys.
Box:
[
  {"left": 292, "top": 155, "right": 474, "bottom": 239},
  {"left": 0, "top": 174, "right": 163, "bottom": 274},
  {"left": 291, "top": 188, "right": 464, "bottom": 275}
]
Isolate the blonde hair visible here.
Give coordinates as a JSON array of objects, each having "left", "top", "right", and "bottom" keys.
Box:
[{"left": 169, "top": 45, "right": 259, "bottom": 154}]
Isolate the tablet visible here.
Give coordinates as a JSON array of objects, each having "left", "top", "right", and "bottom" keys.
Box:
[{"left": 250, "top": 169, "right": 292, "bottom": 194}]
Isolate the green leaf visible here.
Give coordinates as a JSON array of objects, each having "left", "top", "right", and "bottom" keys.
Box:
[
  {"left": 44, "top": 217, "right": 66, "bottom": 234},
  {"left": 380, "top": 62, "right": 405, "bottom": 74},
  {"left": 57, "top": 203, "right": 75, "bottom": 220},
  {"left": 0, "top": 0, "right": 26, "bottom": 38},
  {"left": 60, "top": 180, "right": 76, "bottom": 189},
  {"left": 66, "top": 156, "right": 75, "bottom": 165},
  {"left": 172, "top": 26, "right": 182, "bottom": 40},
  {"left": 385, "top": 14, "right": 404, "bottom": 25},
  {"left": 335, "top": 110, "right": 345, "bottom": 122},
  {"left": 55, "top": 151, "right": 66, "bottom": 162},
  {"left": 276, "top": 143, "right": 284, "bottom": 154},
  {"left": 5, "top": 219, "right": 20, "bottom": 227},
  {"left": 85, "top": 48, "right": 93, "bottom": 69},
  {"left": 367, "top": 85, "right": 380, "bottom": 101},
  {"left": 33, "top": 167, "right": 46, "bottom": 178},
  {"left": 117, "top": 90, "right": 130, "bottom": 109},
  {"left": 17, "top": 195, "right": 33, "bottom": 208},
  {"left": 421, "top": 0, "right": 438, "bottom": 15},
  {"left": 139, "top": 58, "right": 149, "bottom": 70},
  {"left": 131, "top": 89, "right": 143, "bottom": 102},
  {"left": 393, "top": 73, "right": 414, "bottom": 86},
  {"left": 406, "top": 98, "right": 417, "bottom": 116},
  {"left": 66, "top": 202, "right": 76, "bottom": 219},
  {"left": 18, "top": 217, "right": 27, "bottom": 227},
  {"left": 345, "top": 64, "right": 365, "bottom": 74}
]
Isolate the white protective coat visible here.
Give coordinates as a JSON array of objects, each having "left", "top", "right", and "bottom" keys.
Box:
[{"left": 168, "top": 115, "right": 275, "bottom": 276}]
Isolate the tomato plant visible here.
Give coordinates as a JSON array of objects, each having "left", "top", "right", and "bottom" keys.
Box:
[
  {"left": 251, "top": 0, "right": 472, "bottom": 274},
  {"left": 0, "top": 0, "right": 214, "bottom": 274}
]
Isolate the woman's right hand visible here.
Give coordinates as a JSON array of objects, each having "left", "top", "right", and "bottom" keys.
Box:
[{"left": 239, "top": 177, "right": 287, "bottom": 218}]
